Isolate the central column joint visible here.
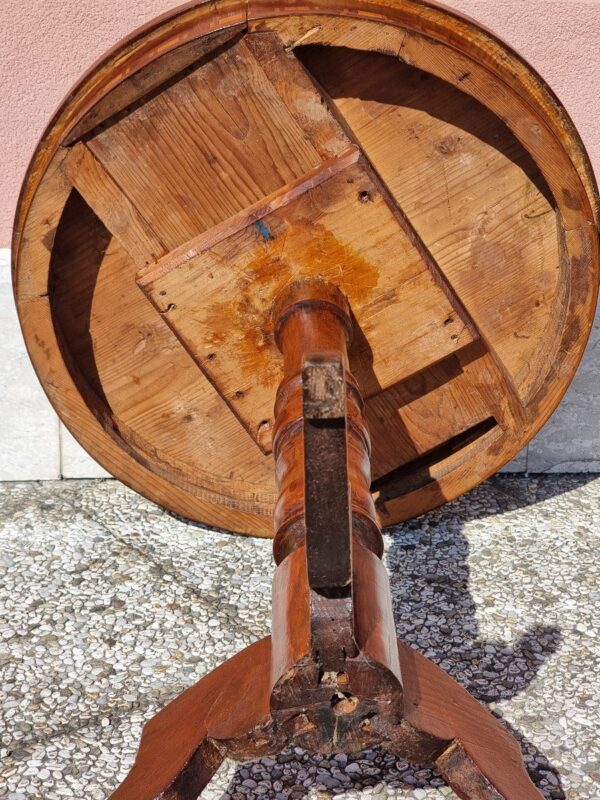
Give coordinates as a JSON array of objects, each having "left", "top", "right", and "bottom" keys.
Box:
[
  {"left": 302, "top": 352, "right": 352, "bottom": 591},
  {"left": 272, "top": 279, "right": 381, "bottom": 567}
]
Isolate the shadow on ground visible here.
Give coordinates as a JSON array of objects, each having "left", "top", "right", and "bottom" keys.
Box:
[{"left": 221, "top": 475, "right": 597, "bottom": 799}]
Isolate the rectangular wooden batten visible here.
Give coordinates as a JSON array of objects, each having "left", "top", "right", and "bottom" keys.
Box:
[{"left": 136, "top": 146, "right": 477, "bottom": 453}]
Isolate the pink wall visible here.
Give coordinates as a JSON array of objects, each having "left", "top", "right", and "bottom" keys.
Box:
[{"left": 1, "top": 0, "right": 599, "bottom": 246}]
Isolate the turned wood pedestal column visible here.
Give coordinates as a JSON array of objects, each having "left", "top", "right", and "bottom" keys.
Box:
[{"left": 105, "top": 280, "right": 547, "bottom": 800}]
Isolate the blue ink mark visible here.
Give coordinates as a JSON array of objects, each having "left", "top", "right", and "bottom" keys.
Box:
[{"left": 255, "top": 220, "right": 274, "bottom": 242}]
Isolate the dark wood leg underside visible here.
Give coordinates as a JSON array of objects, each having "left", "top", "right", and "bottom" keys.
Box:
[
  {"left": 398, "top": 643, "right": 542, "bottom": 800},
  {"left": 108, "top": 638, "right": 542, "bottom": 800},
  {"left": 108, "top": 638, "right": 274, "bottom": 800}
]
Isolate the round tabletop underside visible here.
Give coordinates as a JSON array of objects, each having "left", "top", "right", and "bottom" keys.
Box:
[{"left": 13, "top": 1, "right": 599, "bottom": 536}]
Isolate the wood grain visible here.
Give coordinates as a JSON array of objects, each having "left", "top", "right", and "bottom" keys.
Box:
[
  {"left": 86, "top": 37, "right": 324, "bottom": 252},
  {"left": 139, "top": 157, "right": 476, "bottom": 450},
  {"left": 62, "top": 142, "right": 167, "bottom": 267},
  {"left": 12, "top": 3, "right": 599, "bottom": 533},
  {"left": 50, "top": 192, "right": 277, "bottom": 512},
  {"left": 400, "top": 641, "right": 544, "bottom": 799},
  {"left": 298, "top": 43, "right": 562, "bottom": 404},
  {"left": 64, "top": 25, "right": 247, "bottom": 145}
]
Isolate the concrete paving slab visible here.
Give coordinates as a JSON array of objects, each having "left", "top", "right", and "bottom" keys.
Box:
[{"left": 0, "top": 477, "right": 598, "bottom": 799}]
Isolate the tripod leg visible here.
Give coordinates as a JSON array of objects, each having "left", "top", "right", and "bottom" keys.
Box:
[
  {"left": 109, "top": 637, "right": 275, "bottom": 800},
  {"left": 398, "top": 641, "right": 543, "bottom": 800}
]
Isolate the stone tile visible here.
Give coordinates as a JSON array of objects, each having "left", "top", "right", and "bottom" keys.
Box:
[
  {"left": 499, "top": 446, "right": 528, "bottom": 473},
  {"left": 0, "top": 250, "right": 60, "bottom": 480},
  {"left": 528, "top": 304, "right": 600, "bottom": 472},
  {"left": 59, "top": 425, "right": 111, "bottom": 479}
]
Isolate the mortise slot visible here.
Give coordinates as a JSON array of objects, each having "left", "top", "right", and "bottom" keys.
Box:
[{"left": 372, "top": 417, "right": 498, "bottom": 501}]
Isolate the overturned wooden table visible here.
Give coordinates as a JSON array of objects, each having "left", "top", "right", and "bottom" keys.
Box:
[{"left": 13, "top": 1, "right": 599, "bottom": 798}]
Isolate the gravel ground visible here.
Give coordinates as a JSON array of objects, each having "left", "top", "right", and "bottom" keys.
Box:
[{"left": 0, "top": 475, "right": 598, "bottom": 800}]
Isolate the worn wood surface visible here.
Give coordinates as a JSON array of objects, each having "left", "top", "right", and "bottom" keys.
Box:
[
  {"left": 13, "top": 0, "right": 599, "bottom": 534},
  {"left": 107, "top": 634, "right": 544, "bottom": 799},
  {"left": 107, "top": 277, "right": 544, "bottom": 800},
  {"left": 138, "top": 156, "right": 475, "bottom": 451}
]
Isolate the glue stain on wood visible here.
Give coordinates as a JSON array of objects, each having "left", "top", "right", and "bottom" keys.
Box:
[{"left": 208, "top": 219, "right": 379, "bottom": 390}]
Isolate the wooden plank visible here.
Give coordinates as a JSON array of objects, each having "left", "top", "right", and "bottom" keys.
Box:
[
  {"left": 138, "top": 158, "right": 477, "bottom": 449},
  {"left": 244, "top": 31, "right": 349, "bottom": 159},
  {"left": 365, "top": 349, "right": 496, "bottom": 480},
  {"left": 249, "top": 14, "right": 408, "bottom": 56},
  {"left": 86, "top": 37, "right": 326, "bottom": 252},
  {"left": 62, "top": 142, "right": 167, "bottom": 267},
  {"left": 14, "top": 149, "right": 72, "bottom": 299},
  {"left": 375, "top": 423, "right": 504, "bottom": 523},
  {"left": 18, "top": 292, "right": 275, "bottom": 535},
  {"left": 48, "top": 190, "right": 277, "bottom": 509},
  {"left": 249, "top": 7, "right": 597, "bottom": 226},
  {"left": 298, "top": 44, "right": 563, "bottom": 404},
  {"left": 64, "top": 26, "right": 247, "bottom": 144},
  {"left": 137, "top": 146, "right": 360, "bottom": 287},
  {"left": 372, "top": 417, "right": 499, "bottom": 500}
]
